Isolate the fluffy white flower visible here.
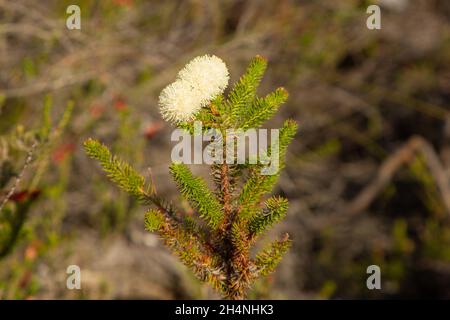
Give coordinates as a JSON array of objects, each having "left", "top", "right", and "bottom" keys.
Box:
[
  {"left": 177, "top": 55, "right": 229, "bottom": 104},
  {"left": 159, "top": 79, "right": 202, "bottom": 123},
  {"left": 158, "top": 55, "right": 229, "bottom": 123}
]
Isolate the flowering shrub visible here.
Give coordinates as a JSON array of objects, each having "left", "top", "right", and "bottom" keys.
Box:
[{"left": 84, "top": 55, "right": 297, "bottom": 299}]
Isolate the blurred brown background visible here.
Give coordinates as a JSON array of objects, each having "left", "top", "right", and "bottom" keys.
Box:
[{"left": 0, "top": 0, "right": 449, "bottom": 299}]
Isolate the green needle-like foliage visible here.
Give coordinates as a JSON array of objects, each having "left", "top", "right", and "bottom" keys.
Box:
[
  {"left": 84, "top": 138, "right": 146, "bottom": 198},
  {"left": 229, "top": 55, "right": 267, "bottom": 125},
  {"left": 249, "top": 196, "right": 289, "bottom": 236},
  {"left": 144, "top": 208, "right": 165, "bottom": 232},
  {"left": 169, "top": 163, "right": 222, "bottom": 228},
  {"left": 241, "top": 87, "right": 288, "bottom": 130},
  {"left": 238, "top": 119, "right": 297, "bottom": 219},
  {"left": 84, "top": 55, "right": 297, "bottom": 300},
  {"left": 255, "top": 235, "right": 292, "bottom": 277}
]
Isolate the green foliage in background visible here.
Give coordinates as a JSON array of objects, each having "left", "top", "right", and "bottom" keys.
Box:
[{"left": 0, "top": 96, "right": 74, "bottom": 298}]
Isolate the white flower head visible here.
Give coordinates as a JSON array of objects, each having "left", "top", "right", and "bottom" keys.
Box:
[
  {"left": 177, "top": 54, "right": 229, "bottom": 103},
  {"left": 159, "top": 79, "right": 201, "bottom": 123},
  {"left": 158, "top": 54, "right": 229, "bottom": 123}
]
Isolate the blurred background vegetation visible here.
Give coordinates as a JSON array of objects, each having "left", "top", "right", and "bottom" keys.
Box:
[{"left": 0, "top": 0, "right": 449, "bottom": 299}]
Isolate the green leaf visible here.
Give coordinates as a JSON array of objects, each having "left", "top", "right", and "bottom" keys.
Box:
[
  {"left": 84, "top": 138, "right": 146, "bottom": 198},
  {"left": 144, "top": 209, "right": 165, "bottom": 232},
  {"left": 278, "top": 119, "right": 298, "bottom": 157},
  {"left": 169, "top": 163, "right": 222, "bottom": 228},
  {"left": 254, "top": 235, "right": 291, "bottom": 277},
  {"left": 241, "top": 87, "right": 288, "bottom": 130},
  {"left": 228, "top": 55, "right": 268, "bottom": 125},
  {"left": 249, "top": 196, "right": 288, "bottom": 236},
  {"left": 238, "top": 119, "right": 297, "bottom": 219}
]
